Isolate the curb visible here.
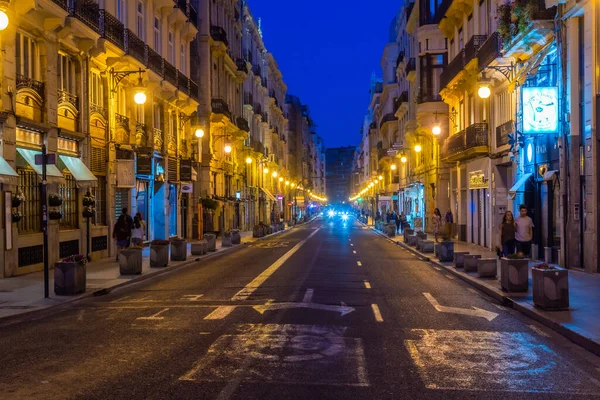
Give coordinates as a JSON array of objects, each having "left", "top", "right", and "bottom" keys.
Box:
[
  {"left": 0, "top": 223, "right": 306, "bottom": 325},
  {"left": 364, "top": 222, "right": 600, "bottom": 357}
]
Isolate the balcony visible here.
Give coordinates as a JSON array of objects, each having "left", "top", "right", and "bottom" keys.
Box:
[
  {"left": 244, "top": 92, "right": 253, "bottom": 106},
  {"left": 124, "top": 29, "right": 147, "bottom": 65},
  {"left": 115, "top": 113, "right": 130, "bottom": 144},
  {"left": 90, "top": 104, "right": 107, "bottom": 120},
  {"left": 147, "top": 47, "right": 163, "bottom": 75},
  {"left": 261, "top": 77, "right": 268, "bottom": 88},
  {"left": 442, "top": 123, "right": 489, "bottom": 161},
  {"left": 440, "top": 50, "right": 464, "bottom": 90},
  {"left": 99, "top": 10, "right": 124, "bottom": 49},
  {"left": 189, "top": 79, "right": 199, "bottom": 102},
  {"left": 499, "top": 0, "right": 556, "bottom": 60},
  {"left": 174, "top": 0, "right": 198, "bottom": 28},
  {"left": 177, "top": 72, "right": 189, "bottom": 94},
  {"left": 252, "top": 64, "right": 261, "bottom": 77},
  {"left": 153, "top": 128, "right": 164, "bottom": 152},
  {"left": 210, "top": 25, "right": 228, "bottom": 46},
  {"left": 417, "top": 92, "right": 443, "bottom": 104},
  {"left": 381, "top": 113, "right": 397, "bottom": 125},
  {"left": 167, "top": 129, "right": 176, "bottom": 154},
  {"left": 406, "top": 58, "right": 416, "bottom": 81},
  {"left": 478, "top": 32, "right": 502, "bottom": 72},
  {"left": 163, "top": 60, "right": 177, "bottom": 86},
  {"left": 52, "top": 0, "right": 68, "bottom": 10},
  {"left": 252, "top": 141, "right": 265, "bottom": 155},
  {"left": 394, "top": 91, "right": 409, "bottom": 117},
  {"left": 396, "top": 51, "right": 405, "bottom": 68},
  {"left": 17, "top": 74, "right": 45, "bottom": 100},
  {"left": 57, "top": 90, "right": 79, "bottom": 110},
  {"left": 211, "top": 98, "right": 232, "bottom": 120},
  {"left": 236, "top": 58, "right": 248, "bottom": 74},
  {"left": 464, "top": 35, "right": 487, "bottom": 67},
  {"left": 237, "top": 117, "right": 250, "bottom": 132},
  {"left": 70, "top": 0, "right": 100, "bottom": 32},
  {"left": 135, "top": 123, "right": 148, "bottom": 147}
]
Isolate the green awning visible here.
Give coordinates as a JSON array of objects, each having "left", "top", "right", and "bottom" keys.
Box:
[
  {"left": 60, "top": 156, "right": 98, "bottom": 188},
  {"left": 17, "top": 148, "right": 64, "bottom": 184},
  {"left": 0, "top": 156, "right": 19, "bottom": 185}
]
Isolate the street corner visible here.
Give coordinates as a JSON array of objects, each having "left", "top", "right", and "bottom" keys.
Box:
[{"left": 179, "top": 323, "right": 369, "bottom": 387}]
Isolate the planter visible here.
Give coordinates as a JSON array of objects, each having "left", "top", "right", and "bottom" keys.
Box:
[
  {"left": 407, "top": 234, "right": 418, "bottom": 247},
  {"left": 500, "top": 258, "right": 530, "bottom": 292},
  {"left": 170, "top": 240, "right": 188, "bottom": 261},
  {"left": 421, "top": 240, "right": 434, "bottom": 253},
  {"left": 150, "top": 244, "right": 169, "bottom": 267},
  {"left": 532, "top": 267, "right": 569, "bottom": 310},
  {"left": 453, "top": 252, "right": 470, "bottom": 268},
  {"left": 231, "top": 230, "right": 241, "bottom": 245},
  {"left": 191, "top": 241, "right": 207, "bottom": 255},
  {"left": 205, "top": 234, "right": 216, "bottom": 252},
  {"left": 222, "top": 235, "right": 232, "bottom": 248},
  {"left": 385, "top": 224, "right": 396, "bottom": 237},
  {"left": 266, "top": 226, "right": 273, "bottom": 235},
  {"left": 477, "top": 258, "right": 497, "bottom": 278},
  {"left": 463, "top": 254, "right": 482, "bottom": 272},
  {"left": 439, "top": 241, "right": 454, "bottom": 262},
  {"left": 11, "top": 198, "right": 23, "bottom": 208},
  {"left": 403, "top": 229, "right": 415, "bottom": 242},
  {"left": 54, "top": 262, "right": 86, "bottom": 295},
  {"left": 49, "top": 211, "right": 63, "bottom": 220},
  {"left": 49, "top": 196, "right": 63, "bottom": 207},
  {"left": 119, "top": 248, "right": 143, "bottom": 275},
  {"left": 253, "top": 226, "right": 263, "bottom": 238}
]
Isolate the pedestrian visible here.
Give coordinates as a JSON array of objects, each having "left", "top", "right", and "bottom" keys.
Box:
[
  {"left": 394, "top": 211, "right": 401, "bottom": 233},
  {"left": 444, "top": 210, "right": 454, "bottom": 239},
  {"left": 515, "top": 204, "right": 534, "bottom": 257},
  {"left": 386, "top": 210, "right": 391, "bottom": 223},
  {"left": 135, "top": 212, "right": 146, "bottom": 235},
  {"left": 400, "top": 212, "right": 408, "bottom": 232},
  {"left": 499, "top": 210, "right": 516, "bottom": 257},
  {"left": 432, "top": 208, "right": 442, "bottom": 243},
  {"left": 113, "top": 208, "right": 133, "bottom": 261},
  {"left": 376, "top": 210, "right": 381, "bottom": 222},
  {"left": 131, "top": 215, "right": 145, "bottom": 247}
]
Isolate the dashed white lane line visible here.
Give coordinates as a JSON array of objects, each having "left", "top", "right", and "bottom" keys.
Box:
[
  {"left": 364, "top": 281, "right": 371, "bottom": 289},
  {"left": 204, "top": 306, "right": 237, "bottom": 320},
  {"left": 467, "top": 288, "right": 479, "bottom": 295},
  {"left": 493, "top": 304, "right": 508, "bottom": 311},
  {"left": 433, "top": 266, "right": 442, "bottom": 271},
  {"left": 232, "top": 228, "right": 321, "bottom": 301},
  {"left": 353, "top": 250, "right": 357, "bottom": 254},
  {"left": 371, "top": 304, "right": 384, "bottom": 322},
  {"left": 357, "top": 261, "right": 362, "bottom": 266},
  {"left": 528, "top": 324, "right": 551, "bottom": 338},
  {"left": 445, "top": 275, "right": 455, "bottom": 280},
  {"left": 351, "top": 244, "right": 354, "bottom": 247}
]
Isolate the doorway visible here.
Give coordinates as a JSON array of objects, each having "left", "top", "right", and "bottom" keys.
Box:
[{"left": 153, "top": 182, "right": 166, "bottom": 239}]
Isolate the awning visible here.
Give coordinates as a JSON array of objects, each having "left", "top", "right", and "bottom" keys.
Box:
[
  {"left": 59, "top": 155, "right": 98, "bottom": 188},
  {"left": 543, "top": 170, "right": 559, "bottom": 181},
  {"left": 261, "top": 187, "right": 276, "bottom": 202},
  {"left": 0, "top": 156, "right": 19, "bottom": 185},
  {"left": 17, "top": 148, "right": 64, "bottom": 184},
  {"left": 508, "top": 173, "right": 533, "bottom": 199}
]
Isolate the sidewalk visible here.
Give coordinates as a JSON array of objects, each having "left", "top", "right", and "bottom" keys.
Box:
[
  {"left": 0, "top": 228, "right": 284, "bottom": 321},
  {"left": 368, "top": 224, "right": 600, "bottom": 356}
]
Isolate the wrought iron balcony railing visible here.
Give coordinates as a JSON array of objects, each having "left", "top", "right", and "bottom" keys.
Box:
[
  {"left": 464, "top": 35, "right": 487, "bottom": 65},
  {"left": 211, "top": 98, "right": 231, "bottom": 120},
  {"left": 442, "top": 130, "right": 466, "bottom": 157},
  {"left": 381, "top": 113, "right": 397, "bottom": 124},
  {"left": 396, "top": 51, "right": 405, "bottom": 67},
  {"left": 440, "top": 50, "right": 465, "bottom": 89},
  {"left": 210, "top": 25, "right": 228, "bottom": 46},
  {"left": 163, "top": 60, "right": 178, "bottom": 86},
  {"left": 153, "top": 128, "right": 163, "bottom": 151},
  {"left": 52, "top": 0, "right": 68, "bottom": 10},
  {"left": 244, "top": 92, "right": 253, "bottom": 106},
  {"left": 406, "top": 58, "right": 416, "bottom": 73},
  {"left": 417, "top": 92, "right": 443, "bottom": 103},
  {"left": 442, "top": 123, "right": 489, "bottom": 159},
  {"left": 147, "top": 47, "right": 163, "bottom": 75},
  {"left": 58, "top": 90, "right": 79, "bottom": 110},
  {"left": 70, "top": 0, "right": 100, "bottom": 32},
  {"left": 115, "top": 113, "right": 130, "bottom": 132},
  {"left": 478, "top": 32, "right": 502, "bottom": 71},
  {"left": 124, "top": 29, "right": 147, "bottom": 64},
  {"left": 252, "top": 64, "right": 261, "bottom": 77},
  {"left": 237, "top": 117, "right": 250, "bottom": 132},
  {"left": 189, "top": 79, "right": 199, "bottom": 102},
  {"left": 135, "top": 123, "right": 148, "bottom": 147},
  {"left": 17, "top": 74, "right": 45, "bottom": 100},
  {"left": 90, "top": 103, "right": 107, "bottom": 120},
  {"left": 177, "top": 72, "right": 189, "bottom": 94},
  {"left": 465, "top": 123, "right": 489, "bottom": 148},
  {"left": 236, "top": 58, "right": 248, "bottom": 74},
  {"left": 99, "top": 10, "right": 124, "bottom": 48}
]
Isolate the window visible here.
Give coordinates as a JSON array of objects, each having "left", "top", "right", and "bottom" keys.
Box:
[
  {"left": 90, "top": 71, "right": 103, "bottom": 107},
  {"left": 154, "top": 16, "right": 161, "bottom": 54},
  {"left": 136, "top": 103, "right": 144, "bottom": 124},
  {"left": 57, "top": 53, "right": 75, "bottom": 93},
  {"left": 180, "top": 43, "right": 186, "bottom": 74},
  {"left": 136, "top": 1, "right": 144, "bottom": 39},
  {"left": 59, "top": 173, "right": 78, "bottom": 230},
  {"left": 168, "top": 31, "right": 174, "bottom": 63},
  {"left": 16, "top": 33, "right": 37, "bottom": 79},
  {"left": 117, "top": 86, "right": 127, "bottom": 116},
  {"left": 153, "top": 103, "right": 163, "bottom": 130},
  {"left": 116, "top": 0, "right": 126, "bottom": 24},
  {"left": 18, "top": 169, "right": 40, "bottom": 232},
  {"left": 93, "top": 176, "right": 107, "bottom": 226}
]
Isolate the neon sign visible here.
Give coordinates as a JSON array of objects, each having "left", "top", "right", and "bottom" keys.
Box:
[{"left": 522, "top": 87, "right": 558, "bottom": 134}]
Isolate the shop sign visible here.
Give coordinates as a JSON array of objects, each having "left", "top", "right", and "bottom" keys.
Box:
[
  {"left": 469, "top": 170, "right": 487, "bottom": 189},
  {"left": 181, "top": 184, "right": 193, "bottom": 193},
  {"left": 379, "top": 196, "right": 392, "bottom": 201},
  {"left": 522, "top": 87, "right": 558, "bottom": 134},
  {"left": 180, "top": 159, "right": 192, "bottom": 182},
  {"left": 116, "top": 160, "right": 135, "bottom": 188},
  {"left": 136, "top": 156, "right": 152, "bottom": 175}
]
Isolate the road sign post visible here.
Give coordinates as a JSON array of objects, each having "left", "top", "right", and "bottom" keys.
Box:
[{"left": 35, "top": 145, "right": 55, "bottom": 298}]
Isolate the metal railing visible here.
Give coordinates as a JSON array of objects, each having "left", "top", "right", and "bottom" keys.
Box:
[
  {"left": 465, "top": 123, "right": 489, "bottom": 148},
  {"left": 396, "top": 51, "right": 405, "bottom": 67},
  {"left": 52, "top": 0, "right": 68, "bottom": 10},
  {"left": 153, "top": 128, "right": 163, "bottom": 151},
  {"left": 244, "top": 92, "right": 253, "bottom": 106},
  {"left": 17, "top": 74, "right": 45, "bottom": 100},
  {"left": 211, "top": 98, "right": 231, "bottom": 120},
  {"left": 99, "top": 10, "right": 124, "bottom": 48},
  {"left": 90, "top": 104, "right": 107, "bottom": 120},
  {"left": 210, "top": 25, "right": 228, "bottom": 46},
  {"left": 70, "top": 0, "right": 100, "bottom": 32},
  {"left": 135, "top": 123, "right": 148, "bottom": 147},
  {"left": 236, "top": 58, "right": 248, "bottom": 74},
  {"left": 442, "top": 130, "right": 466, "bottom": 157},
  {"left": 237, "top": 117, "right": 250, "bottom": 132},
  {"left": 167, "top": 130, "right": 177, "bottom": 153},
  {"left": 406, "top": 58, "right": 416, "bottom": 73},
  {"left": 478, "top": 32, "right": 502, "bottom": 71},
  {"left": 58, "top": 90, "right": 79, "bottom": 110},
  {"left": 163, "top": 60, "right": 178, "bottom": 86},
  {"left": 177, "top": 71, "right": 189, "bottom": 94},
  {"left": 189, "top": 79, "right": 199, "bottom": 102},
  {"left": 440, "top": 50, "right": 465, "bottom": 89},
  {"left": 147, "top": 47, "right": 163, "bottom": 75},
  {"left": 417, "top": 92, "right": 442, "bottom": 103},
  {"left": 464, "top": 35, "right": 487, "bottom": 64},
  {"left": 381, "top": 113, "right": 397, "bottom": 124},
  {"left": 124, "top": 29, "right": 147, "bottom": 65}
]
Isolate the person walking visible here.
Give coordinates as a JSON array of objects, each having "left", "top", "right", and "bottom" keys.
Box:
[
  {"left": 444, "top": 210, "right": 454, "bottom": 239},
  {"left": 135, "top": 212, "right": 146, "bottom": 235},
  {"left": 515, "top": 204, "right": 534, "bottom": 257},
  {"left": 394, "top": 211, "right": 401, "bottom": 233},
  {"left": 399, "top": 212, "right": 408, "bottom": 232},
  {"left": 499, "top": 210, "right": 517, "bottom": 256},
  {"left": 432, "top": 208, "right": 442, "bottom": 243},
  {"left": 113, "top": 208, "right": 133, "bottom": 261},
  {"left": 131, "top": 215, "right": 145, "bottom": 247}
]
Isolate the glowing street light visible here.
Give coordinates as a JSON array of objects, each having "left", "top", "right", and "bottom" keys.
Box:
[
  {"left": 414, "top": 144, "right": 422, "bottom": 153},
  {"left": 224, "top": 143, "right": 232, "bottom": 153},
  {"left": 263, "top": 168, "right": 269, "bottom": 174},
  {"left": 401, "top": 155, "right": 407, "bottom": 163},
  {"left": 195, "top": 128, "right": 205, "bottom": 138},
  {"left": 391, "top": 164, "right": 397, "bottom": 170},
  {"left": 272, "top": 171, "right": 278, "bottom": 178},
  {"left": 245, "top": 157, "right": 252, "bottom": 164},
  {"left": 432, "top": 125, "right": 441, "bottom": 135},
  {"left": 478, "top": 83, "right": 491, "bottom": 99}
]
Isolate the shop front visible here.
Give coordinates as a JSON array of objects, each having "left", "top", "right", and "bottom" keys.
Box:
[
  {"left": 466, "top": 166, "right": 490, "bottom": 248},
  {"left": 402, "top": 182, "right": 425, "bottom": 231}
]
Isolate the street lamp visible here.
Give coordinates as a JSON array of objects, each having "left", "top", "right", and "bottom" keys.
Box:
[
  {"left": 391, "top": 164, "right": 397, "bottom": 171},
  {"left": 272, "top": 171, "right": 278, "bottom": 178},
  {"left": 245, "top": 157, "right": 252, "bottom": 164},
  {"left": 430, "top": 110, "right": 458, "bottom": 134},
  {"left": 378, "top": 175, "right": 383, "bottom": 180},
  {"left": 432, "top": 125, "right": 441, "bottom": 135},
  {"left": 263, "top": 167, "right": 269, "bottom": 174},
  {"left": 195, "top": 128, "right": 205, "bottom": 138},
  {"left": 285, "top": 181, "right": 290, "bottom": 185},
  {"left": 414, "top": 144, "right": 422, "bottom": 153},
  {"left": 401, "top": 154, "right": 407, "bottom": 163},
  {"left": 279, "top": 177, "right": 284, "bottom": 182},
  {"left": 224, "top": 142, "right": 232, "bottom": 154},
  {"left": 478, "top": 83, "right": 491, "bottom": 99},
  {"left": 110, "top": 68, "right": 147, "bottom": 104},
  {"left": 0, "top": 1, "right": 9, "bottom": 31}
]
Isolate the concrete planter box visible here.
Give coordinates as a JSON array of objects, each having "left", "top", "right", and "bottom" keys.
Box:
[
  {"left": 150, "top": 244, "right": 169, "bottom": 268},
  {"left": 191, "top": 241, "right": 207, "bottom": 255},
  {"left": 453, "top": 251, "right": 470, "bottom": 268},
  {"left": 421, "top": 240, "right": 434, "bottom": 253},
  {"left": 416, "top": 232, "right": 427, "bottom": 240},
  {"left": 170, "top": 240, "right": 187, "bottom": 261},
  {"left": 385, "top": 224, "right": 396, "bottom": 237},
  {"left": 477, "top": 258, "right": 497, "bottom": 278},
  {"left": 222, "top": 234, "right": 232, "bottom": 247},
  {"left": 231, "top": 230, "right": 241, "bottom": 245},
  {"left": 439, "top": 241, "right": 454, "bottom": 262},
  {"left": 407, "top": 234, "right": 418, "bottom": 247},
  {"left": 375, "top": 221, "right": 382, "bottom": 231},
  {"left": 532, "top": 267, "right": 569, "bottom": 310},
  {"left": 119, "top": 248, "right": 142, "bottom": 275},
  {"left": 54, "top": 262, "right": 86, "bottom": 295},
  {"left": 403, "top": 229, "right": 415, "bottom": 242},
  {"left": 253, "top": 226, "right": 264, "bottom": 238},
  {"left": 463, "top": 254, "right": 482, "bottom": 272},
  {"left": 266, "top": 226, "right": 273, "bottom": 235},
  {"left": 271, "top": 224, "right": 279, "bottom": 233},
  {"left": 500, "top": 258, "right": 529, "bottom": 292},
  {"left": 280, "top": 222, "right": 285, "bottom": 231},
  {"left": 205, "top": 234, "right": 216, "bottom": 252}
]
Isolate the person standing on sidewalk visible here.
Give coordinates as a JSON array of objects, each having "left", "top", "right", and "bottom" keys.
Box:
[
  {"left": 444, "top": 210, "right": 454, "bottom": 239},
  {"left": 515, "top": 204, "right": 534, "bottom": 257},
  {"left": 113, "top": 208, "right": 133, "bottom": 261},
  {"left": 432, "top": 208, "right": 442, "bottom": 243},
  {"left": 499, "top": 210, "right": 516, "bottom": 256},
  {"left": 131, "top": 215, "right": 145, "bottom": 247}
]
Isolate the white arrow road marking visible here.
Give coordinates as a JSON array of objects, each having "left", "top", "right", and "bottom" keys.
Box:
[
  {"left": 357, "top": 261, "right": 362, "bottom": 266},
  {"left": 137, "top": 308, "right": 170, "bottom": 320},
  {"left": 204, "top": 306, "right": 237, "bottom": 320},
  {"left": 353, "top": 250, "right": 357, "bottom": 254},
  {"left": 423, "top": 293, "right": 498, "bottom": 322},
  {"left": 232, "top": 228, "right": 321, "bottom": 301},
  {"left": 253, "top": 302, "right": 355, "bottom": 316},
  {"left": 303, "top": 288, "right": 314, "bottom": 303},
  {"left": 181, "top": 294, "right": 204, "bottom": 301}
]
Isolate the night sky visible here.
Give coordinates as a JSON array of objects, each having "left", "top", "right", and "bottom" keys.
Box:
[{"left": 247, "top": 0, "right": 401, "bottom": 149}]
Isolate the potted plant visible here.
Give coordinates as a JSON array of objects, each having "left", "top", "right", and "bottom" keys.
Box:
[
  {"left": 54, "top": 254, "right": 87, "bottom": 295},
  {"left": 49, "top": 210, "right": 63, "bottom": 220},
  {"left": 231, "top": 229, "right": 241, "bottom": 245},
  {"left": 82, "top": 192, "right": 95, "bottom": 207},
  {"left": 11, "top": 211, "right": 23, "bottom": 223},
  {"left": 222, "top": 230, "right": 232, "bottom": 247},
  {"left": 532, "top": 263, "right": 569, "bottom": 309},
  {"left": 500, "top": 253, "right": 530, "bottom": 292},
  {"left": 119, "top": 245, "right": 143, "bottom": 275},
  {"left": 48, "top": 193, "right": 64, "bottom": 207},
  {"left": 170, "top": 237, "right": 188, "bottom": 261},
  {"left": 82, "top": 206, "right": 95, "bottom": 218},
  {"left": 150, "top": 239, "right": 170, "bottom": 267},
  {"left": 205, "top": 233, "right": 217, "bottom": 252},
  {"left": 12, "top": 191, "right": 25, "bottom": 208}
]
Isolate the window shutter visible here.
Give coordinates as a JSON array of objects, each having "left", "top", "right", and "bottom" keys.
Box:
[{"left": 90, "top": 146, "right": 106, "bottom": 174}]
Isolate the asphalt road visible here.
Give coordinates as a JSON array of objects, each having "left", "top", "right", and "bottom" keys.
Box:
[{"left": 2, "top": 217, "right": 600, "bottom": 400}]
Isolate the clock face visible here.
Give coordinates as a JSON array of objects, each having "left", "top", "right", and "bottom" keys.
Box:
[{"left": 522, "top": 87, "right": 558, "bottom": 134}]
